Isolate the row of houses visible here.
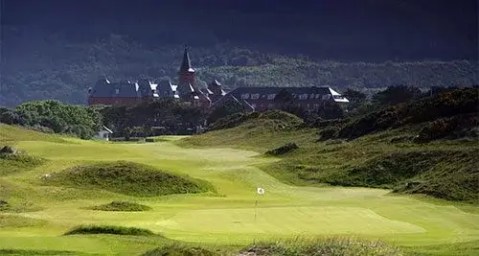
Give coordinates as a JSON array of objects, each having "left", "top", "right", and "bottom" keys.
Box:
[{"left": 87, "top": 47, "right": 349, "bottom": 112}]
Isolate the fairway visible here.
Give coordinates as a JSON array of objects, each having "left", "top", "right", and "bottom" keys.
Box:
[{"left": 1, "top": 128, "right": 478, "bottom": 255}]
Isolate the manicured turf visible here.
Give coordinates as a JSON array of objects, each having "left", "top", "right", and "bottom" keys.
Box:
[{"left": 0, "top": 124, "right": 478, "bottom": 255}]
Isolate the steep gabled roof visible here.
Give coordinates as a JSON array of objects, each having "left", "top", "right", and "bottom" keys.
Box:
[
  {"left": 179, "top": 46, "right": 194, "bottom": 73},
  {"left": 89, "top": 78, "right": 114, "bottom": 97}
]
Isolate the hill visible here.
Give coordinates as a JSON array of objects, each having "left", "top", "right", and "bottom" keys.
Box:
[
  {"left": 181, "top": 89, "right": 479, "bottom": 203},
  {"left": 1, "top": 30, "right": 477, "bottom": 107}
]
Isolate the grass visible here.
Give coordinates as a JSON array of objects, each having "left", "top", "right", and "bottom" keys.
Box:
[
  {"left": 89, "top": 201, "right": 152, "bottom": 211},
  {"left": 0, "top": 249, "right": 84, "bottom": 255},
  {"left": 0, "top": 152, "right": 45, "bottom": 176},
  {"left": 142, "top": 244, "right": 220, "bottom": 256},
  {"left": 182, "top": 115, "right": 479, "bottom": 203},
  {"left": 0, "top": 124, "right": 478, "bottom": 255},
  {"left": 64, "top": 225, "right": 156, "bottom": 236},
  {"left": 45, "top": 161, "right": 213, "bottom": 196},
  {"left": 241, "top": 237, "right": 402, "bottom": 256}
]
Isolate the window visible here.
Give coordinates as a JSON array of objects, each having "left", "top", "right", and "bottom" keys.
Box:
[
  {"left": 241, "top": 93, "right": 250, "bottom": 99},
  {"left": 267, "top": 94, "right": 276, "bottom": 100},
  {"left": 310, "top": 94, "right": 315, "bottom": 99},
  {"left": 115, "top": 89, "right": 120, "bottom": 94},
  {"left": 299, "top": 94, "right": 308, "bottom": 100},
  {"left": 251, "top": 93, "right": 260, "bottom": 100},
  {"left": 322, "top": 95, "right": 331, "bottom": 100},
  {"left": 315, "top": 94, "right": 320, "bottom": 99}
]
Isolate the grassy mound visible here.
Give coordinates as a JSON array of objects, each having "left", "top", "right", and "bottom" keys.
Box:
[
  {"left": 142, "top": 244, "right": 219, "bottom": 256},
  {"left": 0, "top": 215, "right": 46, "bottom": 228},
  {"left": 0, "top": 150, "right": 45, "bottom": 176},
  {"left": 209, "top": 110, "right": 303, "bottom": 131},
  {"left": 46, "top": 161, "right": 212, "bottom": 196},
  {"left": 337, "top": 88, "right": 478, "bottom": 140},
  {"left": 64, "top": 225, "right": 155, "bottom": 236},
  {"left": 89, "top": 201, "right": 151, "bottom": 211},
  {"left": 0, "top": 124, "right": 67, "bottom": 143},
  {"left": 240, "top": 238, "right": 401, "bottom": 256},
  {"left": 324, "top": 149, "right": 479, "bottom": 202}
]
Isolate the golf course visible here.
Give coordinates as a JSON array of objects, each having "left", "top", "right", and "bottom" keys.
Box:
[{"left": 1, "top": 123, "right": 478, "bottom": 255}]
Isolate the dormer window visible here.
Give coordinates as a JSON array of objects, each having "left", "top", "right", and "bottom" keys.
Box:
[
  {"left": 267, "top": 94, "right": 276, "bottom": 100},
  {"left": 251, "top": 94, "right": 260, "bottom": 100},
  {"left": 115, "top": 89, "right": 120, "bottom": 94},
  {"left": 241, "top": 93, "right": 250, "bottom": 99},
  {"left": 299, "top": 94, "right": 308, "bottom": 100}
]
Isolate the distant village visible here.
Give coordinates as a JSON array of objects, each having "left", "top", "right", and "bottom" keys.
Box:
[{"left": 88, "top": 47, "right": 350, "bottom": 113}]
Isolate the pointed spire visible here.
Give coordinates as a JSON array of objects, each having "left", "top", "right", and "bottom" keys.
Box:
[{"left": 180, "top": 45, "right": 194, "bottom": 73}]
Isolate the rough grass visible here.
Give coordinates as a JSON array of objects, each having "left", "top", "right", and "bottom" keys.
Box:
[
  {"left": 64, "top": 225, "right": 156, "bottom": 236},
  {"left": 0, "top": 152, "right": 45, "bottom": 176},
  {"left": 241, "top": 238, "right": 402, "bottom": 256},
  {"left": 0, "top": 249, "right": 82, "bottom": 255},
  {"left": 183, "top": 110, "right": 479, "bottom": 203},
  {"left": 142, "top": 244, "right": 220, "bottom": 256},
  {"left": 45, "top": 161, "right": 212, "bottom": 196},
  {"left": 89, "top": 201, "right": 152, "bottom": 211},
  {"left": 208, "top": 110, "right": 304, "bottom": 131},
  {"left": 0, "top": 215, "right": 46, "bottom": 228},
  {"left": 0, "top": 124, "right": 67, "bottom": 143}
]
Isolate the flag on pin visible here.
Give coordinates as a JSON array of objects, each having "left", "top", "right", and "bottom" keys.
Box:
[{"left": 257, "top": 187, "right": 265, "bottom": 195}]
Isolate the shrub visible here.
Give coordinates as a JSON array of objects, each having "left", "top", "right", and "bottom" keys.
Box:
[
  {"left": 0, "top": 200, "right": 9, "bottom": 211},
  {"left": 266, "top": 142, "right": 299, "bottom": 156},
  {"left": 318, "top": 127, "right": 339, "bottom": 141}
]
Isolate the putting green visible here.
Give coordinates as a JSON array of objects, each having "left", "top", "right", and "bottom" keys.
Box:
[{"left": 0, "top": 128, "right": 478, "bottom": 254}]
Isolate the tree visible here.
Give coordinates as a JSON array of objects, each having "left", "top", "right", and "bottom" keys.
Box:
[
  {"left": 207, "top": 98, "right": 246, "bottom": 124},
  {"left": 372, "top": 85, "right": 421, "bottom": 106}
]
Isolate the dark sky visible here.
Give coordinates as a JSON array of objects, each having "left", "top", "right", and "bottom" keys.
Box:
[{"left": 1, "top": 0, "right": 478, "bottom": 61}]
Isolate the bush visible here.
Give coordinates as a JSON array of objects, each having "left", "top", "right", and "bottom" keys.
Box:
[
  {"left": 0, "top": 146, "right": 16, "bottom": 154},
  {"left": 266, "top": 142, "right": 299, "bottom": 156},
  {"left": 64, "top": 225, "right": 155, "bottom": 236},
  {"left": 0, "top": 200, "right": 9, "bottom": 211},
  {"left": 318, "top": 127, "right": 339, "bottom": 141}
]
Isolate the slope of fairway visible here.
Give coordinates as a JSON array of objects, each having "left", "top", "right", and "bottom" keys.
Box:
[{"left": 0, "top": 125, "right": 478, "bottom": 255}]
